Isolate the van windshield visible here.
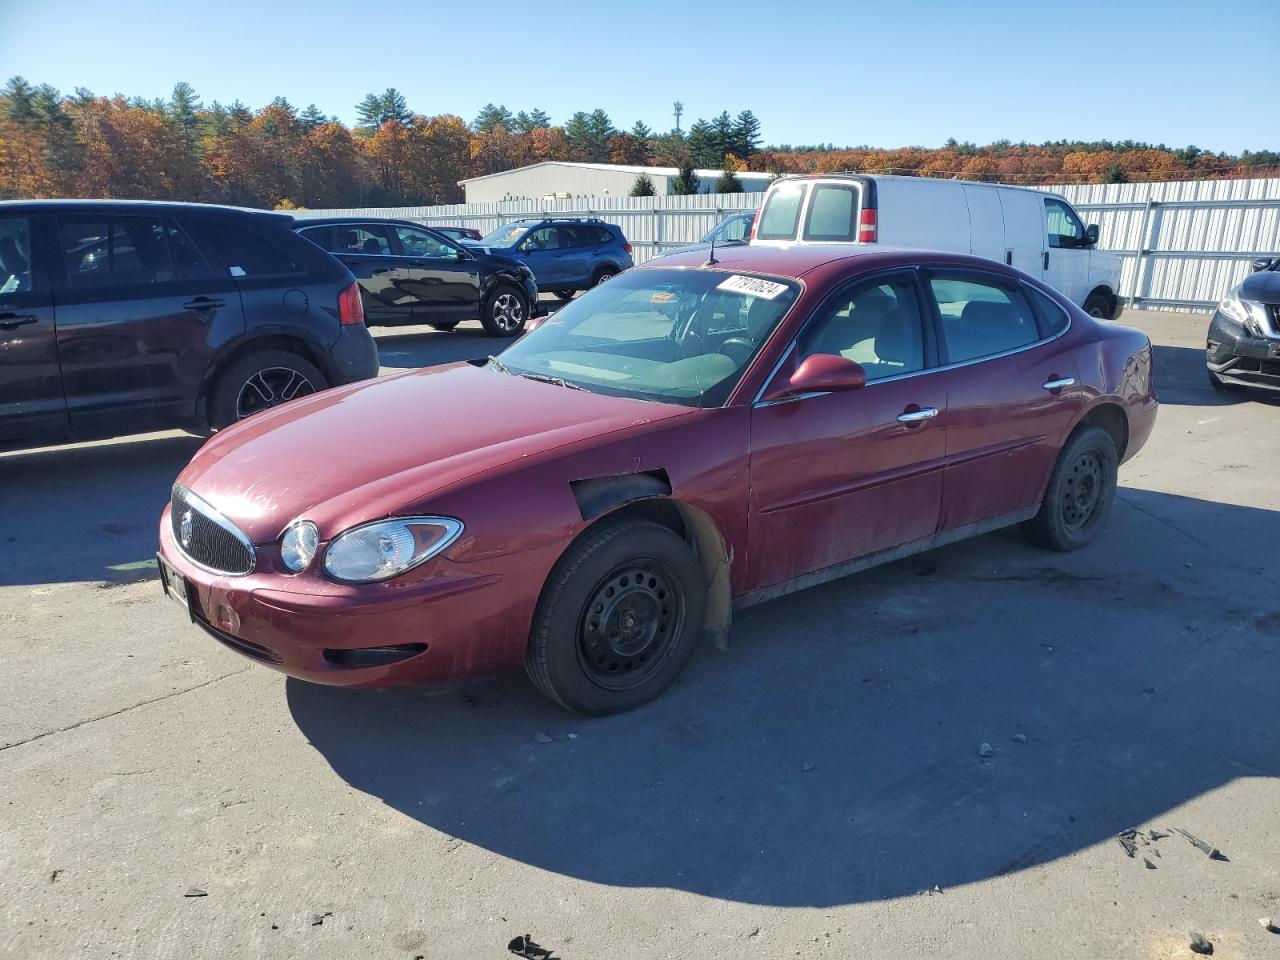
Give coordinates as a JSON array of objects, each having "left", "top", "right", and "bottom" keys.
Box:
[{"left": 755, "top": 182, "right": 807, "bottom": 241}]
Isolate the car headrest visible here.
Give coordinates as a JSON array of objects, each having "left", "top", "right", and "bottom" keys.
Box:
[{"left": 362, "top": 237, "right": 383, "bottom": 254}]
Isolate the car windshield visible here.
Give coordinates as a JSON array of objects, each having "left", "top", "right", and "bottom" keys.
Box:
[
  {"left": 497, "top": 267, "right": 801, "bottom": 407},
  {"left": 477, "top": 223, "right": 532, "bottom": 247}
]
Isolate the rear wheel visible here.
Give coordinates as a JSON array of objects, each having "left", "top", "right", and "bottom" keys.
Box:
[
  {"left": 1022, "top": 425, "right": 1118, "bottom": 552},
  {"left": 1083, "top": 292, "right": 1111, "bottom": 319},
  {"left": 208, "top": 350, "right": 326, "bottom": 430},
  {"left": 480, "top": 282, "right": 528, "bottom": 337},
  {"left": 592, "top": 267, "right": 619, "bottom": 287},
  {"left": 525, "top": 519, "right": 706, "bottom": 715},
  {"left": 553, "top": 289, "right": 577, "bottom": 301},
  {"left": 427, "top": 320, "right": 460, "bottom": 331}
]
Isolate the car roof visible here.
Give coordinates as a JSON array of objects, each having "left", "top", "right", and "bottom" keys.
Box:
[
  {"left": 0, "top": 198, "right": 291, "bottom": 222},
  {"left": 289, "top": 216, "right": 443, "bottom": 230},
  {"left": 639, "top": 244, "right": 1004, "bottom": 280}
]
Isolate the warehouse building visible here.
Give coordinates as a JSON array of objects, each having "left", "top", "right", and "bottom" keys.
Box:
[{"left": 458, "top": 161, "right": 774, "bottom": 204}]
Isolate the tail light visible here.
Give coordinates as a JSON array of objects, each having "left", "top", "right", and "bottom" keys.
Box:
[
  {"left": 749, "top": 208, "right": 762, "bottom": 241},
  {"left": 858, "top": 208, "right": 877, "bottom": 243},
  {"left": 624, "top": 242, "right": 633, "bottom": 254},
  {"left": 338, "top": 281, "right": 364, "bottom": 325}
]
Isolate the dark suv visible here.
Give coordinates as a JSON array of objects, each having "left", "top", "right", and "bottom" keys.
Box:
[
  {"left": 469, "top": 218, "right": 633, "bottom": 300},
  {"left": 0, "top": 200, "right": 378, "bottom": 450},
  {"left": 292, "top": 217, "right": 541, "bottom": 336},
  {"left": 1207, "top": 257, "right": 1280, "bottom": 394}
]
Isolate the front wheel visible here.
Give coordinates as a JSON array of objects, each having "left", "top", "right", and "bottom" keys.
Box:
[
  {"left": 480, "top": 282, "right": 528, "bottom": 337},
  {"left": 1022, "top": 425, "right": 1118, "bottom": 552},
  {"left": 208, "top": 350, "right": 327, "bottom": 430},
  {"left": 525, "top": 520, "right": 707, "bottom": 715},
  {"left": 1082, "top": 292, "right": 1111, "bottom": 319}
]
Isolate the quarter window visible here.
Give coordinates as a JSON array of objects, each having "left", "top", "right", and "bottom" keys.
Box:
[
  {"left": 198, "top": 220, "right": 304, "bottom": 277},
  {"left": 930, "top": 276, "right": 1039, "bottom": 363},
  {"left": 1024, "top": 285, "right": 1071, "bottom": 336},
  {"left": 802, "top": 184, "right": 858, "bottom": 242},
  {"left": 0, "top": 217, "right": 35, "bottom": 297},
  {"left": 799, "top": 278, "right": 925, "bottom": 381},
  {"left": 1045, "top": 199, "right": 1086, "bottom": 249}
]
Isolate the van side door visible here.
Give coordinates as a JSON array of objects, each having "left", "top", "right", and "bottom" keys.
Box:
[
  {"left": 996, "top": 188, "right": 1046, "bottom": 281},
  {"left": 1043, "top": 198, "right": 1092, "bottom": 306},
  {"left": 0, "top": 212, "right": 67, "bottom": 445},
  {"left": 963, "top": 184, "right": 1006, "bottom": 265}
]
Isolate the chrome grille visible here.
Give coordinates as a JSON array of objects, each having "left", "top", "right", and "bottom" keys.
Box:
[{"left": 170, "top": 484, "right": 256, "bottom": 576}]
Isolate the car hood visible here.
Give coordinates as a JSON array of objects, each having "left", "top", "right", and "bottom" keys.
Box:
[
  {"left": 1240, "top": 268, "right": 1280, "bottom": 304},
  {"left": 176, "top": 363, "right": 695, "bottom": 544}
]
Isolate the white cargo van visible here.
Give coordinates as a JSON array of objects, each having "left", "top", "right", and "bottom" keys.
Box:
[{"left": 751, "top": 174, "right": 1122, "bottom": 318}]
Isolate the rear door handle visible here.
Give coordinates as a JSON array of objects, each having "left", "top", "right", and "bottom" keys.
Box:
[
  {"left": 0, "top": 312, "right": 37, "bottom": 330},
  {"left": 1042, "top": 376, "right": 1075, "bottom": 391},
  {"left": 183, "top": 297, "right": 226, "bottom": 311},
  {"left": 897, "top": 406, "right": 939, "bottom": 424}
]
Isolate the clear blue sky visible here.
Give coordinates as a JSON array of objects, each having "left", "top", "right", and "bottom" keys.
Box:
[{"left": 1, "top": 0, "right": 1275, "bottom": 154}]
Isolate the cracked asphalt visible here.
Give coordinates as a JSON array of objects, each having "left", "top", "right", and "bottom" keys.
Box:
[{"left": 2, "top": 309, "right": 1279, "bottom": 960}]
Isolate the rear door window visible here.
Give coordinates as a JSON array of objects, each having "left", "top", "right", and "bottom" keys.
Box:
[
  {"left": 756, "top": 182, "right": 807, "bottom": 240},
  {"left": 929, "top": 275, "right": 1040, "bottom": 363},
  {"left": 58, "top": 217, "right": 176, "bottom": 288},
  {"left": 393, "top": 225, "right": 457, "bottom": 258},
  {"left": 802, "top": 183, "right": 859, "bottom": 241},
  {"left": 197, "top": 220, "right": 304, "bottom": 277},
  {"left": 0, "top": 216, "right": 35, "bottom": 298}
]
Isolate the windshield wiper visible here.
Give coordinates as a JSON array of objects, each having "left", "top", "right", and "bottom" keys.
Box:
[
  {"left": 486, "top": 355, "right": 512, "bottom": 375},
  {"left": 520, "top": 372, "right": 584, "bottom": 391}
]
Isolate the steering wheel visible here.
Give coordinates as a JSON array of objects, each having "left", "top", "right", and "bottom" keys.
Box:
[{"left": 718, "top": 337, "right": 755, "bottom": 366}]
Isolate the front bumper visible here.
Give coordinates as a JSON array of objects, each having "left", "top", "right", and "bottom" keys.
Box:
[
  {"left": 1206, "top": 308, "right": 1280, "bottom": 388},
  {"left": 522, "top": 275, "right": 545, "bottom": 316},
  {"left": 156, "top": 508, "right": 534, "bottom": 688}
]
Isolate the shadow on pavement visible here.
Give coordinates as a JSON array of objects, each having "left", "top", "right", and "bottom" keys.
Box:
[
  {"left": 288, "top": 487, "right": 1280, "bottom": 907},
  {"left": 1151, "top": 343, "right": 1279, "bottom": 407}
]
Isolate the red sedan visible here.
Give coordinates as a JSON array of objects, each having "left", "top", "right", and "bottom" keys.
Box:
[{"left": 156, "top": 245, "right": 1156, "bottom": 714}]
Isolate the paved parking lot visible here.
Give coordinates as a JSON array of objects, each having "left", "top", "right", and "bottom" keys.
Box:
[{"left": 2, "top": 309, "right": 1278, "bottom": 960}]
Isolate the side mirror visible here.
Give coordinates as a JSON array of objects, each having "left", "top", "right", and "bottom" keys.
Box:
[
  {"left": 1085, "top": 224, "right": 1100, "bottom": 246},
  {"left": 1250, "top": 257, "right": 1273, "bottom": 273},
  {"left": 763, "top": 353, "right": 867, "bottom": 401}
]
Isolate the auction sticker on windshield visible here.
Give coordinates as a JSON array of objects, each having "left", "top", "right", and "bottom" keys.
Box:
[{"left": 717, "top": 275, "right": 789, "bottom": 299}]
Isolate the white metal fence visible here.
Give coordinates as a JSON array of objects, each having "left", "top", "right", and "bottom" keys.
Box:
[{"left": 295, "top": 177, "right": 1280, "bottom": 312}]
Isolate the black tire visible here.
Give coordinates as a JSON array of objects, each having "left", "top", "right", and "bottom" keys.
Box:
[
  {"left": 525, "top": 519, "right": 707, "bottom": 715},
  {"left": 1082, "top": 292, "right": 1111, "bottom": 319},
  {"left": 1207, "top": 367, "right": 1243, "bottom": 393},
  {"left": 592, "top": 267, "right": 619, "bottom": 287},
  {"left": 480, "top": 282, "right": 528, "bottom": 337},
  {"left": 208, "top": 349, "right": 327, "bottom": 430},
  {"left": 427, "top": 320, "right": 460, "bottom": 331},
  {"left": 1022, "top": 425, "right": 1119, "bottom": 552},
  {"left": 553, "top": 289, "right": 577, "bottom": 301}
]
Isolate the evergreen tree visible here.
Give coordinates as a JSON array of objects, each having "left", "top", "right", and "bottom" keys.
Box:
[
  {"left": 270, "top": 96, "right": 296, "bottom": 117},
  {"left": 629, "top": 173, "right": 656, "bottom": 197},
  {"left": 732, "top": 110, "right": 761, "bottom": 158},
  {"left": 511, "top": 108, "right": 551, "bottom": 135},
  {"left": 709, "top": 111, "right": 735, "bottom": 164},
  {"left": 169, "top": 82, "right": 201, "bottom": 144},
  {"left": 670, "top": 157, "right": 700, "bottom": 195},
  {"left": 380, "top": 88, "right": 410, "bottom": 125},
  {"left": 356, "top": 92, "right": 384, "bottom": 129},
  {"left": 686, "top": 119, "right": 716, "bottom": 168},
  {"left": 528, "top": 108, "right": 552, "bottom": 128},
  {"left": 714, "top": 167, "right": 743, "bottom": 193},
  {"left": 300, "top": 103, "right": 326, "bottom": 129},
  {"left": 474, "top": 102, "right": 514, "bottom": 132},
  {"left": 204, "top": 101, "right": 232, "bottom": 137},
  {"left": 585, "top": 109, "right": 615, "bottom": 162},
  {"left": 228, "top": 100, "right": 252, "bottom": 129},
  {"left": 1, "top": 76, "right": 36, "bottom": 122},
  {"left": 1103, "top": 162, "right": 1129, "bottom": 184}
]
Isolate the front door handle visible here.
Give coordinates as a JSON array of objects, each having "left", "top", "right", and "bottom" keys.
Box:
[
  {"left": 897, "top": 406, "right": 939, "bottom": 424},
  {"left": 183, "top": 297, "right": 226, "bottom": 312},
  {"left": 0, "top": 312, "right": 37, "bottom": 330},
  {"left": 1042, "top": 376, "right": 1076, "bottom": 392},
  {"left": 1043, "top": 251, "right": 1050, "bottom": 270}
]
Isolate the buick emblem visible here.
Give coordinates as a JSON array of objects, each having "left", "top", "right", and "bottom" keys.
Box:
[{"left": 180, "top": 510, "right": 193, "bottom": 548}]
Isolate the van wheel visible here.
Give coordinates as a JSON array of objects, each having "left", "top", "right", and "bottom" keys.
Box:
[
  {"left": 1022, "top": 426, "right": 1118, "bottom": 552},
  {"left": 525, "top": 519, "right": 707, "bottom": 715},
  {"left": 480, "top": 282, "right": 528, "bottom": 337},
  {"left": 208, "top": 350, "right": 326, "bottom": 430},
  {"left": 1083, "top": 292, "right": 1111, "bottom": 319}
]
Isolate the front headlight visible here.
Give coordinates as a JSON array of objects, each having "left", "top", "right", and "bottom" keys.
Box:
[
  {"left": 1218, "top": 289, "right": 1265, "bottom": 335},
  {"left": 323, "top": 517, "right": 463, "bottom": 583},
  {"left": 280, "top": 520, "right": 319, "bottom": 573}
]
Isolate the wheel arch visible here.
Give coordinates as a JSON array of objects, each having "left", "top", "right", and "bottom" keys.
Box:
[
  {"left": 1070, "top": 400, "right": 1129, "bottom": 460},
  {"left": 198, "top": 334, "right": 333, "bottom": 426},
  {"left": 540, "top": 477, "right": 733, "bottom": 652},
  {"left": 1085, "top": 284, "right": 1118, "bottom": 319}
]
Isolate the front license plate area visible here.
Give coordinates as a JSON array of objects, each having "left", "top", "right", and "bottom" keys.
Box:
[{"left": 157, "top": 555, "right": 190, "bottom": 614}]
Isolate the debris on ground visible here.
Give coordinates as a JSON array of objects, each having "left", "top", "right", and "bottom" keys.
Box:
[
  {"left": 1259, "top": 917, "right": 1279, "bottom": 934},
  {"left": 746, "top": 926, "right": 760, "bottom": 938},
  {"left": 977, "top": 742, "right": 994, "bottom": 758},
  {"left": 309, "top": 911, "right": 333, "bottom": 926},
  {"left": 533, "top": 732, "right": 553, "bottom": 744},
  {"left": 183, "top": 887, "right": 208, "bottom": 898},
  {"left": 1011, "top": 732, "right": 1028, "bottom": 743},
  {"left": 1174, "top": 828, "right": 1228, "bottom": 861},
  {"left": 1149, "top": 829, "right": 1170, "bottom": 841},
  {"left": 1187, "top": 930, "right": 1213, "bottom": 955},
  {"left": 508, "top": 933, "right": 556, "bottom": 959},
  {"left": 1143, "top": 857, "right": 1157, "bottom": 869},
  {"left": 915, "top": 884, "right": 944, "bottom": 896},
  {"left": 48, "top": 869, "right": 63, "bottom": 883},
  {"left": 1117, "top": 829, "right": 1140, "bottom": 858}
]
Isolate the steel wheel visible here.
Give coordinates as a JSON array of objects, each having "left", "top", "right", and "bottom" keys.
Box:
[
  {"left": 235, "top": 366, "right": 316, "bottom": 419},
  {"left": 1061, "top": 449, "right": 1104, "bottom": 529},
  {"left": 576, "top": 560, "right": 686, "bottom": 692},
  {"left": 490, "top": 291, "right": 524, "bottom": 333}
]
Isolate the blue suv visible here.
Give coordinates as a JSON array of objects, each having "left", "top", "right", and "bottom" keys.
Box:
[{"left": 468, "top": 218, "right": 633, "bottom": 300}]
